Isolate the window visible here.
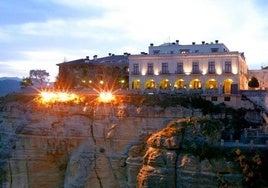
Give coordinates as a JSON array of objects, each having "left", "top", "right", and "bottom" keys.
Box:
[
  {"left": 211, "top": 96, "right": 218, "bottom": 101},
  {"left": 176, "top": 62, "right": 183, "bottom": 74},
  {"left": 192, "top": 62, "right": 199, "bottom": 74},
  {"left": 224, "top": 96, "right": 231, "bottom": 101},
  {"left": 153, "top": 50, "right": 160, "bottom": 54},
  {"left": 161, "top": 63, "right": 169, "bottom": 74},
  {"left": 211, "top": 48, "right": 219, "bottom": 52},
  {"left": 225, "top": 61, "right": 232, "bottom": 73},
  {"left": 133, "top": 63, "right": 139, "bottom": 75},
  {"left": 180, "top": 49, "right": 189, "bottom": 54},
  {"left": 147, "top": 63, "right": 154, "bottom": 75},
  {"left": 208, "top": 61, "right": 215, "bottom": 74}
]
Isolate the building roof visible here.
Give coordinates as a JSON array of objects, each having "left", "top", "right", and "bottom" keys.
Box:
[
  {"left": 57, "top": 54, "right": 129, "bottom": 66},
  {"left": 148, "top": 40, "right": 231, "bottom": 55}
]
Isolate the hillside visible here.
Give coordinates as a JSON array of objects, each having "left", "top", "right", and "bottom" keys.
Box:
[{"left": 0, "top": 77, "right": 21, "bottom": 97}]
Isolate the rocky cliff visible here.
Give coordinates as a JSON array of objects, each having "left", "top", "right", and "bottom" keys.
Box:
[
  {"left": 0, "top": 94, "right": 266, "bottom": 187},
  {"left": 136, "top": 119, "right": 243, "bottom": 188},
  {"left": 0, "top": 94, "right": 192, "bottom": 187}
]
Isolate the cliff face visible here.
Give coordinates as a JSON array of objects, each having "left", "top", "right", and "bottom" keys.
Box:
[
  {"left": 0, "top": 99, "right": 194, "bottom": 188},
  {"left": 136, "top": 120, "right": 243, "bottom": 188}
]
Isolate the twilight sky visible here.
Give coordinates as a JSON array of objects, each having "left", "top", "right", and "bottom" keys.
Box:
[{"left": 0, "top": 0, "right": 268, "bottom": 81}]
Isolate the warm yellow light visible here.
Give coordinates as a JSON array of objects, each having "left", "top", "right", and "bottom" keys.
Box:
[
  {"left": 39, "top": 91, "right": 79, "bottom": 104},
  {"left": 185, "top": 72, "right": 191, "bottom": 75},
  {"left": 141, "top": 68, "right": 146, "bottom": 76},
  {"left": 232, "top": 67, "right": 238, "bottom": 74},
  {"left": 202, "top": 69, "right": 207, "bottom": 75},
  {"left": 98, "top": 91, "right": 115, "bottom": 103},
  {"left": 100, "top": 80, "right": 104, "bottom": 85},
  {"left": 216, "top": 68, "right": 222, "bottom": 75}
]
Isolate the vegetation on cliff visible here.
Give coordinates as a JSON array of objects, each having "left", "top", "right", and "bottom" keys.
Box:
[{"left": 138, "top": 117, "right": 268, "bottom": 188}]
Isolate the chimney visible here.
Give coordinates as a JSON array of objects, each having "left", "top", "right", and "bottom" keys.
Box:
[
  {"left": 176, "top": 40, "right": 179, "bottom": 44},
  {"left": 86, "top": 56, "right": 89, "bottom": 59},
  {"left": 192, "top": 42, "right": 195, "bottom": 45},
  {"left": 202, "top": 41, "right": 205, "bottom": 44},
  {"left": 108, "top": 53, "right": 112, "bottom": 56},
  {"left": 150, "top": 43, "right": 154, "bottom": 46},
  {"left": 124, "top": 52, "right": 128, "bottom": 56},
  {"left": 215, "top": 40, "right": 219, "bottom": 44},
  {"left": 93, "top": 55, "right": 97, "bottom": 60}
]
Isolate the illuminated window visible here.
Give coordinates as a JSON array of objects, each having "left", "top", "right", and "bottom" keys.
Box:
[
  {"left": 133, "top": 63, "right": 139, "bottom": 75},
  {"left": 225, "top": 61, "right": 232, "bottom": 73},
  {"left": 180, "top": 49, "right": 189, "bottom": 54},
  {"left": 176, "top": 62, "right": 183, "bottom": 74},
  {"left": 147, "top": 63, "right": 154, "bottom": 75},
  {"left": 208, "top": 61, "right": 215, "bottom": 74},
  {"left": 192, "top": 62, "right": 199, "bottom": 74}
]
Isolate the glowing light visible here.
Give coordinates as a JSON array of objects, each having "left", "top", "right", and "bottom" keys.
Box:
[
  {"left": 98, "top": 91, "right": 115, "bottom": 103},
  {"left": 185, "top": 72, "right": 191, "bottom": 75},
  {"left": 141, "top": 68, "right": 146, "bottom": 75},
  {"left": 232, "top": 67, "right": 238, "bottom": 74},
  {"left": 39, "top": 91, "right": 80, "bottom": 104},
  {"left": 216, "top": 68, "right": 222, "bottom": 75}
]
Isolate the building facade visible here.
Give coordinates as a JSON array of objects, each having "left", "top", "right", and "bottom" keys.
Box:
[
  {"left": 129, "top": 40, "right": 248, "bottom": 94},
  {"left": 248, "top": 66, "right": 268, "bottom": 90},
  {"left": 56, "top": 54, "right": 129, "bottom": 90}
]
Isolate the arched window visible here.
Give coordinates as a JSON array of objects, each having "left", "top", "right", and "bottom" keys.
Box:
[
  {"left": 189, "top": 79, "right": 202, "bottom": 89},
  {"left": 159, "top": 79, "right": 171, "bottom": 89},
  {"left": 132, "top": 79, "right": 141, "bottom": 89},
  {"left": 174, "top": 79, "right": 186, "bottom": 89},
  {"left": 205, "top": 79, "right": 218, "bottom": 89},
  {"left": 223, "top": 79, "right": 233, "bottom": 94},
  {"left": 145, "top": 79, "right": 156, "bottom": 89}
]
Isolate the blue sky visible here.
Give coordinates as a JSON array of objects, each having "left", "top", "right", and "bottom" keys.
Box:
[{"left": 0, "top": 0, "right": 268, "bottom": 81}]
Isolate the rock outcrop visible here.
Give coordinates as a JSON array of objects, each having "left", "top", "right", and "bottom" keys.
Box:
[
  {"left": 0, "top": 95, "right": 266, "bottom": 188},
  {"left": 137, "top": 119, "right": 243, "bottom": 188},
  {"left": 0, "top": 97, "right": 192, "bottom": 188}
]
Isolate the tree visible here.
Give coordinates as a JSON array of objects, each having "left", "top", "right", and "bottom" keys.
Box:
[
  {"left": 20, "top": 77, "right": 33, "bottom": 87},
  {"left": 29, "top": 69, "right": 50, "bottom": 86},
  {"left": 248, "top": 76, "right": 259, "bottom": 88}
]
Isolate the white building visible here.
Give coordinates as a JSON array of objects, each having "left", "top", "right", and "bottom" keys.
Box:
[{"left": 129, "top": 40, "right": 248, "bottom": 95}]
